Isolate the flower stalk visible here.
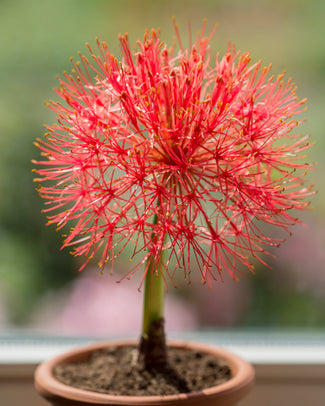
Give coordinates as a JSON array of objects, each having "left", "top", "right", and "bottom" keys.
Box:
[
  {"left": 139, "top": 260, "right": 167, "bottom": 369},
  {"left": 141, "top": 253, "right": 165, "bottom": 339},
  {"left": 139, "top": 211, "right": 167, "bottom": 369}
]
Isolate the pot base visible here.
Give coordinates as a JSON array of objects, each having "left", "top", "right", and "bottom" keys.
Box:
[{"left": 35, "top": 340, "right": 255, "bottom": 406}]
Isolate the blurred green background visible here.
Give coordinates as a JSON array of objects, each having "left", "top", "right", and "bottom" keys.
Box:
[{"left": 0, "top": 0, "right": 324, "bottom": 335}]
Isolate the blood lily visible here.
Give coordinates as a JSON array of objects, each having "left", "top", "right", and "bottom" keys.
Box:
[{"left": 33, "top": 21, "right": 314, "bottom": 368}]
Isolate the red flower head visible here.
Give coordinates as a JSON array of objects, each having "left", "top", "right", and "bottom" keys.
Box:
[{"left": 33, "top": 22, "right": 314, "bottom": 289}]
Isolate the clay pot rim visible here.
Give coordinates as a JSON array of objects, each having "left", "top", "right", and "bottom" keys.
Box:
[{"left": 35, "top": 339, "right": 255, "bottom": 405}]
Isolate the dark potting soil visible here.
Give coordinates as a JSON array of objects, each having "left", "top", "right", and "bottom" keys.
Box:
[{"left": 54, "top": 345, "right": 232, "bottom": 396}]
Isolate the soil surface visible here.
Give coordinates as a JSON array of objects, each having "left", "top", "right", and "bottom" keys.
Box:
[{"left": 54, "top": 345, "right": 232, "bottom": 396}]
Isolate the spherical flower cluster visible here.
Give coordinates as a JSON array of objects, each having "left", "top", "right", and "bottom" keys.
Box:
[{"left": 33, "top": 23, "right": 313, "bottom": 288}]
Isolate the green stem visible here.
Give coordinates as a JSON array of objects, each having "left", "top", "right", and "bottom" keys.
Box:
[
  {"left": 141, "top": 250, "right": 165, "bottom": 337},
  {"left": 139, "top": 213, "right": 167, "bottom": 369}
]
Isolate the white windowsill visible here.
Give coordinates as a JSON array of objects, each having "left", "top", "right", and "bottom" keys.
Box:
[
  {"left": 0, "top": 329, "right": 324, "bottom": 365},
  {"left": 1, "top": 330, "right": 325, "bottom": 406}
]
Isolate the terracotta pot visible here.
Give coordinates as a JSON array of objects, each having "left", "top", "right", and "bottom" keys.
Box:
[{"left": 35, "top": 340, "right": 254, "bottom": 406}]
